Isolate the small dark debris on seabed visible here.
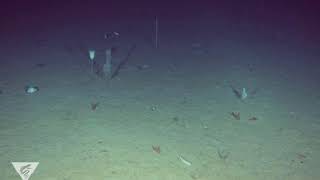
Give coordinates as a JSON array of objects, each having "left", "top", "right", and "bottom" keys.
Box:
[
  {"left": 218, "top": 148, "right": 230, "bottom": 160},
  {"left": 230, "top": 112, "right": 240, "bottom": 120},
  {"left": 230, "top": 85, "right": 242, "bottom": 99},
  {"left": 91, "top": 102, "right": 99, "bottom": 111},
  {"left": 292, "top": 152, "right": 308, "bottom": 164},
  {"left": 248, "top": 116, "right": 258, "bottom": 121},
  {"left": 152, "top": 145, "right": 161, "bottom": 154},
  {"left": 34, "top": 63, "right": 46, "bottom": 68}
]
